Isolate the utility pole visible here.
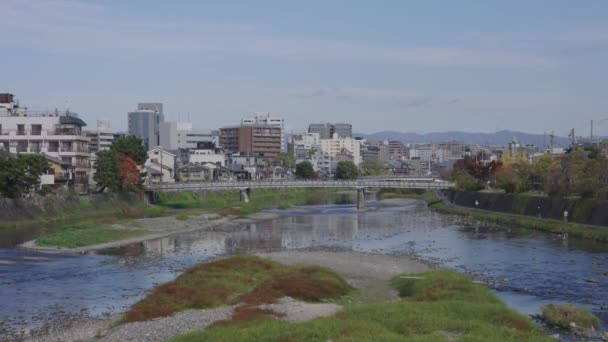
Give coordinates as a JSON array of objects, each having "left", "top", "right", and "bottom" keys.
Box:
[
  {"left": 549, "top": 131, "right": 555, "bottom": 151},
  {"left": 591, "top": 120, "right": 594, "bottom": 140}
]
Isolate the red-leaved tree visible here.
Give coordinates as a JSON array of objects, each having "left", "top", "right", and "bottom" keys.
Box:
[{"left": 119, "top": 154, "right": 140, "bottom": 190}]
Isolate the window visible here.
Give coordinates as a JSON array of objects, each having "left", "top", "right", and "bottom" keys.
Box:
[
  {"left": 17, "top": 124, "right": 25, "bottom": 135},
  {"left": 31, "top": 124, "right": 42, "bottom": 135}
]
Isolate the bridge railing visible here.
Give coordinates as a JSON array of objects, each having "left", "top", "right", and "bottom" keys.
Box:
[{"left": 147, "top": 178, "right": 453, "bottom": 191}]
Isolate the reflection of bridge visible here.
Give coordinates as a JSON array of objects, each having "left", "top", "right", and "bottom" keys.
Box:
[{"left": 145, "top": 178, "right": 453, "bottom": 209}]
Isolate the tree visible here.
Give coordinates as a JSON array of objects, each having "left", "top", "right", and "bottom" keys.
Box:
[
  {"left": 335, "top": 161, "right": 359, "bottom": 180},
  {"left": 93, "top": 150, "right": 120, "bottom": 192},
  {"left": 295, "top": 161, "right": 316, "bottom": 179},
  {"left": 0, "top": 154, "right": 49, "bottom": 198},
  {"left": 452, "top": 170, "right": 483, "bottom": 192},
  {"left": 94, "top": 136, "right": 148, "bottom": 192},
  {"left": 273, "top": 153, "right": 295, "bottom": 168},
  {"left": 495, "top": 165, "right": 520, "bottom": 193},
  {"left": 110, "top": 136, "right": 147, "bottom": 164}
]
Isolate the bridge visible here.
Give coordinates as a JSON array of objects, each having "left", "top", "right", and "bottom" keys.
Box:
[{"left": 145, "top": 178, "right": 453, "bottom": 209}]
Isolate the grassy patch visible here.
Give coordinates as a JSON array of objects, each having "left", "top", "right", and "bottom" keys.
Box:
[
  {"left": 172, "top": 270, "right": 550, "bottom": 342},
  {"left": 35, "top": 221, "right": 147, "bottom": 248},
  {"left": 541, "top": 304, "right": 600, "bottom": 330},
  {"left": 376, "top": 188, "right": 439, "bottom": 203},
  {"left": 175, "top": 213, "right": 190, "bottom": 221},
  {"left": 156, "top": 188, "right": 346, "bottom": 217},
  {"left": 430, "top": 202, "right": 608, "bottom": 242},
  {"left": 123, "top": 255, "right": 351, "bottom": 323}
]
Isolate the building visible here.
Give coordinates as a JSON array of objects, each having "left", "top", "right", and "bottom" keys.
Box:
[
  {"left": 319, "top": 133, "right": 361, "bottom": 165},
  {"left": 128, "top": 103, "right": 164, "bottom": 151},
  {"left": 145, "top": 147, "right": 176, "bottom": 183},
  {"left": 241, "top": 112, "right": 285, "bottom": 151},
  {"left": 188, "top": 145, "right": 226, "bottom": 166},
  {"left": 159, "top": 121, "right": 219, "bottom": 150},
  {"left": 308, "top": 123, "right": 352, "bottom": 139},
  {"left": 290, "top": 132, "right": 321, "bottom": 160},
  {"left": 387, "top": 140, "right": 408, "bottom": 160},
  {"left": 86, "top": 120, "right": 114, "bottom": 155},
  {"left": 0, "top": 93, "right": 91, "bottom": 185},
  {"left": 220, "top": 124, "right": 282, "bottom": 159}
]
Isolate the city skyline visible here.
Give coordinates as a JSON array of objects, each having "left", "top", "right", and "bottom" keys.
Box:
[{"left": 3, "top": 0, "right": 608, "bottom": 136}]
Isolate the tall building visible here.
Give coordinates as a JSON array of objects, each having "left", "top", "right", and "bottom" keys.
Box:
[
  {"left": 86, "top": 120, "right": 114, "bottom": 154},
  {"left": 159, "top": 121, "right": 219, "bottom": 150},
  {"left": 128, "top": 102, "right": 164, "bottom": 151},
  {"left": 0, "top": 93, "right": 91, "bottom": 185},
  {"left": 220, "top": 124, "right": 282, "bottom": 159},
  {"left": 319, "top": 133, "right": 361, "bottom": 165},
  {"left": 308, "top": 123, "right": 352, "bottom": 139},
  {"left": 241, "top": 112, "right": 285, "bottom": 151}
]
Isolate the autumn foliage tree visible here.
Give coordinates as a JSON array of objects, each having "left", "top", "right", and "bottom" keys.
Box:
[{"left": 94, "top": 136, "right": 147, "bottom": 192}]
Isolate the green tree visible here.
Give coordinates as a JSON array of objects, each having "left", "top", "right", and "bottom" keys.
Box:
[
  {"left": 94, "top": 136, "right": 148, "bottom": 192},
  {"left": 335, "top": 161, "right": 359, "bottom": 180},
  {"left": 273, "top": 153, "right": 295, "bottom": 168},
  {"left": 452, "top": 169, "right": 483, "bottom": 192},
  {"left": 295, "top": 161, "right": 316, "bottom": 179},
  {"left": 110, "top": 135, "right": 148, "bottom": 164},
  {"left": 0, "top": 154, "right": 49, "bottom": 198}
]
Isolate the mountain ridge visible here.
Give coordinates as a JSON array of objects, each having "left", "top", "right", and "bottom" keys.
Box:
[{"left": 354, "top": 130, "right": 570, "bottom": 147}]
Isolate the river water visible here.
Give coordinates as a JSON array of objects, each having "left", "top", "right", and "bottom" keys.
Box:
[{"left": 0, "top": 198, "right": 607, "bottom": 339}]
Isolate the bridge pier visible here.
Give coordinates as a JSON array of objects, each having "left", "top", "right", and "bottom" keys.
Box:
[
  {"left": 357, "top": 188, "right": 365, "bottom": 209},
  {"left": 144, "top": 191, "right": 157, "bottom": 205},
  {"left": 240, "top": 188, "right": 251, "bottom": 203}
]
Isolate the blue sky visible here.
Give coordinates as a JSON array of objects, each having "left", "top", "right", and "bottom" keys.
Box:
[{"left": 3, "top": 0, "right": 608, "bottom": 136}]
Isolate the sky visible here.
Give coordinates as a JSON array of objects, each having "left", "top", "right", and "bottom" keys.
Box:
[{"left": 2, "top": 0, "right": 608, "bottom": 137}]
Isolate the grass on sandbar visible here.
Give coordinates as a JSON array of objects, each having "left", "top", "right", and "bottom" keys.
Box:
[
  {"left": 171, "top": 270, "right": 550, "bottom": 342},
  {"left": 34, "top": 222, "right": 147, "bottom": 248},
  {"left": 541, "top": 304, "right": 600, "bottom": 330},
  {"left": 123, "top": 255, "right": 351, "bottom": 323}
]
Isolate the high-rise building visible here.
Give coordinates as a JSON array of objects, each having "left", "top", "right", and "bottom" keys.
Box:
[
  {"left": 128, "top": 103, "right": 164, "bottom": 151},
  {"left": 86, "top": 120, "right": 114, "bottom": 154},
  {"left": 159, "top": 121, "right": 219, "bottom": 150},
  {"left": 308, "top": 123, "right": 352, "bottom": 139},
  {"left": 0, "top": 93, "right": 91, "bottom": 185},
  {"left": 241, "top": 112, "right": 285, "bottom": 151},
  {"left": 220, "top": 124, "right": 282, "bottom": 159}
]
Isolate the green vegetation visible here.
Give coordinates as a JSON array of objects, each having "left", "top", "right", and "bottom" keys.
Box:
[
  {"left": 295, "top": 160, "right": 316, "bottom": 179},
  {"left": 124, "top": 255, "right": 351, "bottom": 323},
  {"left": 35, "top": 221, "right": 147, "bottom": 248},
  {"left": 272, "top": 153, "right": 295, "bottom": 168},
  {"left": 155, "top": 188, "right": 340, "bottom": 217},
  {"left": 335, "top": 160, "right": 359, "bottom": 180},
  {"left": 376, "top": 189, "right": 608, "bottom": 242},
  {"left": 0, "top": 153, "right": 49, "bottom": 198},
  {"left": 430, "top": 202, "right": 608, "bottom": 242},
  {"left": 171, "top": 269, "right": 550, "bottom": 342},
  {"left": 541, "top": 304, "right": 600, "bottom": 330},
  {"left": 94, "top": 135, "right": 148, "bottom": 192}
]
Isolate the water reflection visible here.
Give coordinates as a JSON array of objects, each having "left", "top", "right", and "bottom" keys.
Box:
[{"left": 1, "top": 201, "right": 607, "bottom": 336}]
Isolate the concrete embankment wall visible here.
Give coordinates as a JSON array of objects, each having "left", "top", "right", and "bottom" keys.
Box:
[
  {"left": 451, "top": 191, "right": 608, "bottom": 227},
  {"left": 0, "top": 193, "right": 140, "bottom": 223}
]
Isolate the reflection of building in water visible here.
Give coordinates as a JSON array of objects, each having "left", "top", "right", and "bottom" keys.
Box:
[
  {"left": 280, "top": 214, "right": 358, "bottom": 249},
  {"left": 225, "top": 222, "right": 283, "bottom": 253},
  {"left": 141, "top": 232, "right": 227, "bottom": 257}
]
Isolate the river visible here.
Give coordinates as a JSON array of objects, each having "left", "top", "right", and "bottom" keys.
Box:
[{"left": 0, "top": 197, "right": 607, "bottom": 339}]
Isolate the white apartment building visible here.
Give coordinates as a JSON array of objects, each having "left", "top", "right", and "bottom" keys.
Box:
[
  {"left": 159, "top": 121, "right": 219, "bottom": 150},
  {"left": 0, "top": 94, "right": 91, "bottom": 185},
  {"left": 241, "top": 112, "right": 285, "bottom": 152},
  {"left": 319, "top": 133, "right": 361, "bottom": 165},
  {"left": 189, "top": 149, "right": 226, "bottom": 166},
  {"left": 291, "top": 132, "right": 321, "bottom": 159}
]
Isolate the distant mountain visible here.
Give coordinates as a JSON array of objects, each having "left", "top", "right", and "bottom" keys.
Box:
[{"left": 354, "top": 130, "right": 570, "bottom": 147}]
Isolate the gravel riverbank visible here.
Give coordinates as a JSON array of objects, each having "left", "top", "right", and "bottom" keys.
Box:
[{"left": 24, "top": 250, "right": 428, "bottom": 342}]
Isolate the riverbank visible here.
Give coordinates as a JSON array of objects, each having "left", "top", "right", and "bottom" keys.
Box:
[
  {"left": 377, "top": 188, "right": 608, "bottom": 242},
  {"left": 26, "top": 251, "right": 553, "bottom": 342},
  {"left": 19, "top": 212, "right": 281, "bottom": 254},
  {"left": 17, "top": 188, "right": 347, "bottom": 252}
]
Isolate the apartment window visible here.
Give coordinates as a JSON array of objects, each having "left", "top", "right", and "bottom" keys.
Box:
[
  {"left": 31, "top": 124, "right": 42, "bottom": 135},
  {"left": 48, "top": 141, "right": 59, "bottom": 152},
  {"left": 61, "top": 142, "right": 73, "bottom": 152},
  {"left": 0, "top": 124, "right": 2, "bottom": 135},
  {"left": 17, "top": 124, "right": 25, "bottom": 135},
  {"left": 17, "top": 141, "right": 28, "bottom": 152},
  {"left": 30, "top": 141, "right": 41, "bottom": 153}
]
